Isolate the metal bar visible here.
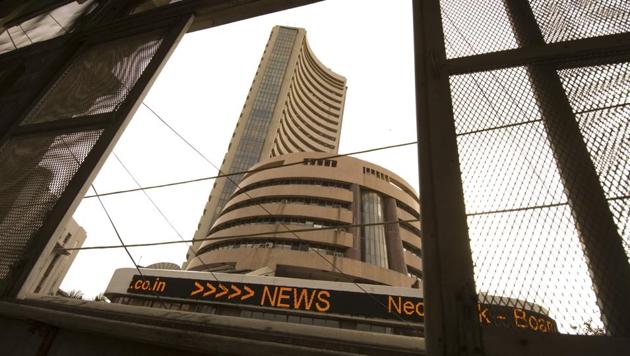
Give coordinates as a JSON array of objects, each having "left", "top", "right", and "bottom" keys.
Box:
[
  {"left": 12, "top": 114, "right": 112, "bottom": 137},
  {"left": 447, "top": 32, "right": 630, "bottom": 75},
  {"left": 87, "top": 0, "right": 321, "bottom": 34},
  {"left": 504, "top": 0, "right": 630, "bottom": 337},
  {"left": 0, "top": 38, "right": 83, "bottom": 147},
  {"left": 414, "top": 1, "right": 483, "bottom": 355}
]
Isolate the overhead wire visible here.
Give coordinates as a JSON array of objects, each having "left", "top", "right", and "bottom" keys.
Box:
[
  {"left": 58, "top": 137, "right": 169, "bottom": 308},
  {"left": 141, "top": 101, "right": 420, "bottom": 326},
  {"left": 5, "top": 138, "right": 418, "bottom": 212},
  {"left": 82, "top": 138, "right": 418, "bottom": 199},
  {"left": 111, "top": 151, "right": 220, "bottom": 283},
  {"left": 29, "top": 42, "right": 420, "bottom": 324},
  {"left": 62, "top": 218, "right": 421, "bottom": 251}
]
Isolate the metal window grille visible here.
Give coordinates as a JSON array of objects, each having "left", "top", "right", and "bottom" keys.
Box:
[
  {"left": 22, "top": 32, "right": 164, "bottom": 125},
  {"left": 416, "top": 0, "right": 630, "bottom": 354},
  {"left": 0, "top": 13, "right": 192, "bottom": 297},
  {"left": 0, "top": 130, "right": 102, "bottom": 279}
]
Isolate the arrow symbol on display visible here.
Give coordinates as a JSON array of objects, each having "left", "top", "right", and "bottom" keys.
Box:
[
  {"left": 241, "top": 286, "right": 255, "bottom": 301},
  {"left": 216, "top": 284, "right": 229, "bottom": 298},
  {"left": 228, "top": 285, "right": 241, "bottom": 299},
  {"left": 203, "top": 283, "right": 216, "bottom": 297},
  {"left": 190, "top": 281, "right": 204, "bottom": 296}
]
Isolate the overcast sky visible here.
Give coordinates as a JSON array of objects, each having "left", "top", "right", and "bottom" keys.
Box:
[{"left": 61, "top": 0, "right": 417, "bottom": 299}]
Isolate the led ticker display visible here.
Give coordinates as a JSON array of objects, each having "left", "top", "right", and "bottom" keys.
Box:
[{"left": 127, "top": 275, "right": 557, "bottom": 333}]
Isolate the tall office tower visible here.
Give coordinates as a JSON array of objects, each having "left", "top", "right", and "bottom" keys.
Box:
[{"left": 189, "top": 26, "right": 347, "bottom": 258}]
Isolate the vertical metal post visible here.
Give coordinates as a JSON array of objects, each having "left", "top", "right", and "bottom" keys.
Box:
[
  {"left": 505, "top": 0, "right": 630, "bottom": 336},
  {"left": 414, "top": 1, "right": 483, "bottom": 355}
]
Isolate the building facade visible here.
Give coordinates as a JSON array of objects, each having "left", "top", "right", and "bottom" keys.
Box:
[
  {"left": 186, "top": 152, "right": 423, "bottom": 288},
  {"left": 29, "top": 218, "right": 86, "bottom": 295},
  {"left": 190, "top": 26, "right": 347, "bottom": 253}
]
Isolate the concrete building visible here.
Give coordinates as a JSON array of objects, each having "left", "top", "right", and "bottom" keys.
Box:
[
  {"left": 29, "top": 218, "right": 86, "bottom": 296},
  {"left": 186, "top": 152, "right": 423, "bottom": 288},
  {"left": 190, "top": 25, "right": 347, "bottom": 253}
]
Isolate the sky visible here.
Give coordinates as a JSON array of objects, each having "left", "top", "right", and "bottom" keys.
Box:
[{"left": 60, "top": 0, "right": 417, "bottom": 299}]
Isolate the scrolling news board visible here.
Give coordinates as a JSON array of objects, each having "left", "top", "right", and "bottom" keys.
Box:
[{"left": 126, "top": 274, "right": 557, "bottom": 333}]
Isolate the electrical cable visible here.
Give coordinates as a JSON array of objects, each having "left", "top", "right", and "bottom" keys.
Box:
[
  {"left": 58, "top": 136, "right": 169, "bottom": 307},
  {"left": 143, "top": 101, "right": 420, "bottom": 326},
  {"left": 82, "top": 139, "right": 417, "bottom": 199},
  {"left": 91, "top": 183, "right": 169, "bottom": 308},
  {"left": 112, "top": 151, "right": 220, "bottom": 282},
  {"left": 62, "top": 218, "right": 420, "bottom": 251},
  {"left": 3, "top": 140, "right": 418, "bottom": 212}
]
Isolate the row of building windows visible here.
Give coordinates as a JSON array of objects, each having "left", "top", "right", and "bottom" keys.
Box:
[
  {"left": 300, "top": 45, "right": 346, "bottom": 92},
  {"left": 283, "top": 106, "right": 337, "bottom": 150},
  {"left": 396, "top": 200, "right": 420, "bottom": 220},
  {"left": 110, "top": 296, "right": 422, "bottom": 337},
  {"left": 400, "top": 220, "right": 422, "bottom": 236},
  {"left": 233, "top": 178, "right": 351, "bottom": 197},
  {"left": 222, "top": 195, "right": 350, "bottom": 215},
  {"left": 362, "top": 166, "right": 392, "bottom": 183},
  {"left": 281, "top": 108, "right": 336, "bottom": 150},
  {"left": 406, "top": 266, "right": 423, "bottom": 281},
  {"left": 210, "top": 215, "right": 346, "bottom": 235},
  {"left": 295, "top": 58, "right": 343, "bottom": 109},
  {"left": 198, "top": 238, "right": 345, "bottom": 257},
  {"left": 286, "top": 90, "right": 338, "bottom": 136},
  {"left": 289, "top": 77, "right": 340, "bottom": 127},
  {"left": 206, "top": 29, "right": 297, "bottom": 230},
  {"left": 292, "top": 68, "right": 341, "bottom": 121},
  {"left": 278, "top": 117, "right": 327, "bottom": 153},
  {"left": 402, "top": 241, "right": 422, "bottom": 260},
  {"left": 303, "top": 158, "right": 337, "bottom": 167}
]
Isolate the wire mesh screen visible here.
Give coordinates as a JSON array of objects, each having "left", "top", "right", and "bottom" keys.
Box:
[
  {"left": 436, "top": 0, "right": 630, "bottom": 337},
  {"left": 450, "top": 67, "right": 602, "bottom": 334},
  {"left": 0, "top": 129, "right": 102, "bottom": 280},
  {"left": 440, "top": 0, "right": 518, "bottom": 59},
  {"left": 21, "top": 31, "right": 164, "bottom": 125},
  {"left": 558, "top": 61, "right": 630, "bottom": 261},
  {"left": 529, "top": 0, "right": 630, "bottom": 43}
]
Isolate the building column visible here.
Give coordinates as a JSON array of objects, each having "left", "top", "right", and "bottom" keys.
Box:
[
  {"left": 384, "top": 197, "right": 407, "bottom": 274},
  {"left": 345, "top": 184, "right": 362, "bottom": 260}
]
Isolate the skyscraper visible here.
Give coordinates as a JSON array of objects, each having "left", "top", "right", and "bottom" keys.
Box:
[
  {"left": 106, "top": 23, "right": 425, "bottom": 344},
  {"left": 189, "top": 26, "right": 347, "bottom": 257}
]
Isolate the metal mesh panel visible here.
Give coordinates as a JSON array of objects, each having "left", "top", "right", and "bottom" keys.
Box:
[
  {"left": 529, "top": 0, "right": 630, "bottom": 43},
  {"left": 558, "top": 62, "right": 630, "bottom": 261},
  {"left": 450, "top": 66, "right": 607, "bottom": 334},
  {"left": 21, "top": 31, "right": 163, "bottom": 125},
  {"left": 0, "top": 129, "right": 102, "bottom": 280},
  {"left": 440, "top": 0, "right": 518, "bottom": 59}
]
